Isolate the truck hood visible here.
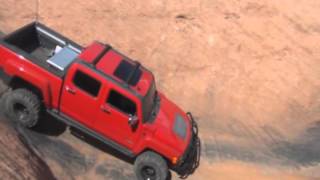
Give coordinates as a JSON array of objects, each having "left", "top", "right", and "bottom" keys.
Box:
[{"left": 151, "top": 93, "right": 192, "bottom": 154}]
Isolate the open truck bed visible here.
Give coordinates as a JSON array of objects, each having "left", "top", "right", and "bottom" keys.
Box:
[{"left": 0, "top": 22, "right": 83, "bottom": 77}]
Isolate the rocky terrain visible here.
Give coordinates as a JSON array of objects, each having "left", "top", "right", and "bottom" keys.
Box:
[
  {"left": 0, "top": 119, "right": 56, "bottom": 180},
  {"left": 0, "top": 79, "right": 55, "bottom": 179},
  {"left": 0, "top": 0, "right": 320, "bottom": 179}
]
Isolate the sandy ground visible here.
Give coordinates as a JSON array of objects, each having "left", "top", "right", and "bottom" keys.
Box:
[{"left": 1, "top": 0, "right": 320, "bottom": 179}]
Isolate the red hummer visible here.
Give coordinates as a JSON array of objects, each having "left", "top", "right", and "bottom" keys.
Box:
[{"left": 0, "top": 22, "right": 200, "bottom": 180}]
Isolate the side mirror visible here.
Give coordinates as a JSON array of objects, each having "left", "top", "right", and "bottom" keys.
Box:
[{"left": 128, "top": 114, "right": 139, "bottom": 126}]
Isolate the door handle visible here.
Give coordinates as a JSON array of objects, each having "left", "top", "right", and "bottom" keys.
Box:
[
  {"left": 65, "top": 86, "right": 76, "bottom": 94},
  {"left": 100, "top": 105, "right": 111, "bottom": 114}
]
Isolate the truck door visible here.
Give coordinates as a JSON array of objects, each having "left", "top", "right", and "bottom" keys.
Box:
[
  {"left": 60, "top": 64, "right": 103, "bottom": 128},
  {"left": 94, "top": 85, "right": 142, "bottom": 149}
]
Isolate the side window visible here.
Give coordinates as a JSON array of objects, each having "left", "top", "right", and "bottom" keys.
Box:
[
  {"left": 73, "top": 70, "right": 101, "bottom": 97},
  {"left": 107, "top": 90, "right": 136, "bottom": 115}
]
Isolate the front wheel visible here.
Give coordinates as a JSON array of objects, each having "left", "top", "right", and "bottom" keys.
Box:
[{"left": 134, "top": 151, "right": 169, "bottom": 180}]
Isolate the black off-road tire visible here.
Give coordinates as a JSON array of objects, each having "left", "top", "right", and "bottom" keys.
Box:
[
  {"left": 5, "top": 89, "right": 41, "bottom": 128},
  {"left": 134, "top": 151, "right": 168, "bottom": 180}
]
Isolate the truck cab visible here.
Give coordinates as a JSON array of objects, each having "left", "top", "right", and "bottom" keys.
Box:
[
  {"left": 59, "top": 41, "right": 197, "bottom": 166},
  {"left": 60, "top": 43, "right": 156, "bottom": 151},
  {"left": 0, "top": 22, "right": 200, "bottom": 180}
]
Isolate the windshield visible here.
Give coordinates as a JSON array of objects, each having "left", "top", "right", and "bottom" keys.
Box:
[{"left": 142, "top": 80, "right": 158, "bottom": 123}]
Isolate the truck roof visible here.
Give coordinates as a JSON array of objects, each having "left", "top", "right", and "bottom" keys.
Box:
[{"left": 78, "top": 42, "right": 154, "bottom": 97}]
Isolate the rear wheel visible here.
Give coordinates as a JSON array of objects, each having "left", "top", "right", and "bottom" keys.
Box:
[
  {"left": 5, "top": 89, "right": 41, "bottom": 128},
  {"left": 134, "top": 151, "right": 168, "bottom": 180}
]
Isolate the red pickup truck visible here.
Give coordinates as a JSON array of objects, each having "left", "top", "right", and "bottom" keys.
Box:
[{"left": 0, "top": 22, "right": 200, "bottom": 180}]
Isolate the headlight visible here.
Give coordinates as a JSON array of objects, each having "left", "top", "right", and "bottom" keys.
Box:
[{"left": 173, "top": 114, "right": 187, "bottom": 139}]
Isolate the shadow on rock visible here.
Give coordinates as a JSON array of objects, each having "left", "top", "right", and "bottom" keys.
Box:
[
  {"left": 0, "top": 90, "right": 67, "bottom": 136},
  {"left": 95, "top": 161, "right": 134, "bottom": 180},
  {"left": 272, "top": 120, "right": 320, "bottom": 167},
  {"left": 70, "top": 127, "right": 135, "bottom": 164},
  {"left": 18, "top": 127, "right": 96, "bottom": 177},
  {"left": 0, "top": 119, "right": 56, "bottom": 180},
  {"left": 31, "top": 112, "right": 67, "bottom": 136},
  {"left": 204, "top": 120, "right": 320, "bottom": 167},
  {"left": 204, "top": 141, "right": 273, "bottom": 164}
]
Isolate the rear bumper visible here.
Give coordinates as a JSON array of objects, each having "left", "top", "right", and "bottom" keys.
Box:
[{"left": 174, "top": 112, "right": 201, "bottom": 178}]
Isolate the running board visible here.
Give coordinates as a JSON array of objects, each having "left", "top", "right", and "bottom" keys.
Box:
[{"left": 47, "top": 109, "right": 135, "bottom": 158}]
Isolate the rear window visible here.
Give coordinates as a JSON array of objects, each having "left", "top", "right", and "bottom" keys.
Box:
[
  {"left": 113, "top": 60, "right": 142, "bottom": 86},
  {"left": 73, "top": 70, "right": 101, "bottom": 97}
]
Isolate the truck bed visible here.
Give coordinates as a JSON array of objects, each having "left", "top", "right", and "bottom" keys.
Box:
[{"left": 1, "top": 22, "right": 83, "bottom": 77}]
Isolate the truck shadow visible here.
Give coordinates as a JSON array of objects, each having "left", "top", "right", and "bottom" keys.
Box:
[
  {"left": 69, "top": 128, "right": 174, "bottom": 180},
  {"left": 0, "top": 88, "right": 67, "bottom": 136},
  {"left": 69, "top": 127, "right": 135, "bottom": 164},
  {"left": 31, "top": 113, "right": 67, "bottom": 136}
]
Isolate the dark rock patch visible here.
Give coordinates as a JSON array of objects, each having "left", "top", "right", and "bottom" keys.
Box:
[
  {"left": 17, "top": 127, "right": 96, "bottom": 176},
  {"left": 95, "top": 162, "right": 134, "bottom": 180},
  {"left": 204, "top": 141, "right": 273, "bottom": 164},
  {"left": 272, "top": 120, "right": 320, "bottom": 166}
]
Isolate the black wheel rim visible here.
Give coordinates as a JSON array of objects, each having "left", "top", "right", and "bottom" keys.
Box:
[
  {"left": 141, "top": 166, "right": 156, "bottom": 180},
  {"left": 13, "top": 103, "right": 29, "bottom": 121}
]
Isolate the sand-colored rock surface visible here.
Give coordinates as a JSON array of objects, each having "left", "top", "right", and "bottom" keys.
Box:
[{"left": 0, "top": 0, "right": 320, "bottom": 179}]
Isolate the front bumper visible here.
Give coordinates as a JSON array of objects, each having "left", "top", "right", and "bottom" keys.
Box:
[{"left": 174, "top": 112, "right": 201, "bottom": 178}]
